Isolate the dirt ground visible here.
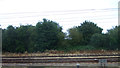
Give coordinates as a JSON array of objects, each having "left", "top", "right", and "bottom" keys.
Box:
[{"left": 2, "top": 50, "right": 120, "bottom": 57}]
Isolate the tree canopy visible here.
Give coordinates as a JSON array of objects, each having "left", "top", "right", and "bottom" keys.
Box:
[
  {"left": 77, "top": 21, "right": 103, "bottom": 44},
  {"left": 2, "top": 19, "right": 120, "bottom": 53}
]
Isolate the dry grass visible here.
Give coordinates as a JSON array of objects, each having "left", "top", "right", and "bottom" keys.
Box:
[{"left": 2, "top": 50, "right": 120, "bottom": 57}]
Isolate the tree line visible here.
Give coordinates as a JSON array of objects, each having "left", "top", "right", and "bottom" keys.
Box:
[{"left": 2, "top": 19, "right": 120, "bottom": 53}]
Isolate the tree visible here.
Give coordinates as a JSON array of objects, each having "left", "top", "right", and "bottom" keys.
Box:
[
  {"left": 2, "top": 19, "right": 64, "bottom": 53},
  {"left": 68, "top": 27, "right": 83, "bottom": 46},
  {"left": 15, "top": 25, "right": 36, "bottom": 53},
  {"left": 107, "top": 26, "right": 119, "bottom": 50},
  {"left": 2, "top": 25, "right": 17, "bottom": 52},
  {"left": 78, "top": 21, "right": 103, "bottom": 45},
  {"left": 118, "top": 26, "right": 120, "bottom": 49},
  {"left": 35, "top": 19, "right": 63, "bottom": 52},
  {"left": 56, "top": 31, "right": 67, "bottom": 49},
  {"left": 90, "top": 33, "right": 110, "bottom": 49}
]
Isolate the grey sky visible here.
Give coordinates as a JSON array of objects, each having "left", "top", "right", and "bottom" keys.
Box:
[{"left": 0, "top": 0, "right": 119, "bottom": 33}]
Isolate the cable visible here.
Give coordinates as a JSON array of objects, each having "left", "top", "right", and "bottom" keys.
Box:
[
  {"left": 0, "top": 11, "right": 117, "bottom": 19},
  {"left": 0, "top": 8, "right": 118, "bottom": 28},
  {"left": 0, "top": 16, "right": 117, "bottom": 23},
  {"left": 0, "top": 8, "right": 118, "bottom": 15}
]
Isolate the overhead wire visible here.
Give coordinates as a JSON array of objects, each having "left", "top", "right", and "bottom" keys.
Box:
[
  {"left": 0, "top": 9, "right": 117, "bottom": 19},
  {"left": 0, "top": 8, "right": 118, "bottom": 26},
  {"left": 0, "top": 8, "right": 118, "bottom": 15}
]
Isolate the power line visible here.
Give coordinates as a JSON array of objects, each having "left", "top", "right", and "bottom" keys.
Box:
[
  {"left": 0, "top": 8, "right": 117, "bottom": 28},
  {"left": 0, "top": 8, "right": 118, "bottom": 15},
  {"left": 0, "top": 16, "right": 117, "bottom": 23},
  {"left": 0, "top": 11, "right": 117, "bottom": 19},
  {"left": 58, "top": 17, "right": 117, "bottom": 23}
]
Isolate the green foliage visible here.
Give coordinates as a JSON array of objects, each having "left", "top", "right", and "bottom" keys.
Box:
[
  {"left": 2, "top": 25, "right": 17, "bottom": 52},
  {"left": 16, "top": 25, "right": 36, "bottom": 53},
  {"left": 68, "top": 27, "right": 83, "bottom": 46},
  {"left": 107, "top": 26, "right": 119, "bottom": 50},
  {"left": 118, "top": 26, "right": 120, "bottom": 49},
  {"left": 90, "top": 33, "right": 110, "bottom": 49},
  {"left": 2, "top": 25, "right": 36, "bottom": 53},
  {"left": 65, "top": 45, "right": 95, "bottom": 51},
  {"left": 35, "top": 19, "right": 63, "bottom": 52},
  {"left": 78, "top": 21, "right": 103, "bottom": 44},
  {"left": 2, "top": 19, "right": 120, "bottom": 53}
]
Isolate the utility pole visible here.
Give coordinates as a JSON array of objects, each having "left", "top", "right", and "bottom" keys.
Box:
[{"left": 0, "top": 24, "right": 2, "bottom": 68}]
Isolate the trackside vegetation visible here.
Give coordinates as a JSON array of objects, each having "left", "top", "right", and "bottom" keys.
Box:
[{"left": 2, "top": 19, "right": 120, "bottom": 53}]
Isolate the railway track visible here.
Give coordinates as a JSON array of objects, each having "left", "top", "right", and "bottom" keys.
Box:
[
  {"left": 2, "top": 54, "right": 120, "bottom": 58},
  {"left": 2, "top": 54, "right": 120, "bottom": 63}
]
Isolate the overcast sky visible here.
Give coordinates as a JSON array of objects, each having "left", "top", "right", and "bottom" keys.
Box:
[{"left": 0, "top": 0, "right": 119, "bottom": 33}]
